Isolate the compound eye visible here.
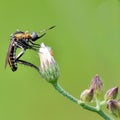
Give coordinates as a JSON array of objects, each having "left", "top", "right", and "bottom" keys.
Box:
[{"left": 32, "top": 32, "right": 39, "bottom": 41}]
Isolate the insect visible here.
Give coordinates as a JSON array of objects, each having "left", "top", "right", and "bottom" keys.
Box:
[{"left": 5, "top": 26, "right": 55, "bottom": 71}]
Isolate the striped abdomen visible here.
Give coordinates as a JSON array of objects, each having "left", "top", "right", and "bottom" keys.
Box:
[{"left": 8, "top": 45, "right": 17, "bottom": 71}]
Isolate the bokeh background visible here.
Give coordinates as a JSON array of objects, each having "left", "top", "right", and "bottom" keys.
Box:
[{"left": 1, "top": 0, "right": 120, "bottom": 120}]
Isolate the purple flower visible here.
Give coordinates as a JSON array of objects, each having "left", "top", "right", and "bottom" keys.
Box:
[
  {"left": 104, "top": 87, "right": 118, "bottom": 101},
  {"left": 80, "top": 88, "right": 94, "bottom": 102},
  {"left": 107, "top": 100, "right": 120, "bottom": 118},
  {"left": 90, "top": 74, "right": 103, "bottom": 96}
]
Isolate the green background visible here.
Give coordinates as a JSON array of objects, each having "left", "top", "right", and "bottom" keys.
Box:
[{"left": 1, "top": 0, "right": 120, "bottom": 120}]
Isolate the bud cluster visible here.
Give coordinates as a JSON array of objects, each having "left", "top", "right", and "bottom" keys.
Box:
[
  {"left": 80, "top": 74, "right": 120, "bottom": 118},
  {"left": 80, "top": 74, "right": 103, "bottom": 102},
  {"left": 105, "top": 87, "right": 119, "bottom": 117}
]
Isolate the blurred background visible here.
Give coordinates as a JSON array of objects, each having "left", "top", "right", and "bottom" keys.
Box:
[{"left": 1, "top": 0, "right": 120, "bottom": 119}]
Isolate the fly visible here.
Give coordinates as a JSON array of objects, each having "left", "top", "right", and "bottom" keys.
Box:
[{"left": 5, "top": 25, "right": 55, "bottom": 71}]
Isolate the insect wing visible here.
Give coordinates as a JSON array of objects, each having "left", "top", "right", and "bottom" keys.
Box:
[{"left": 5, "top": 39, "right": 15, "bottom": 68}]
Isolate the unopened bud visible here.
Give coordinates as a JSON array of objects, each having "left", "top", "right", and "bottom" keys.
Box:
[
  {"left": 107, "top": 100, "right": 120, "bottom": 118},
  {"left": 104, "top": 87, "right": 118, "bottom": 101},
  {"left": 39, "top": 43, "right": 60, "bottom": 83},
  {"left": 90, "top": 74, "right": 103, "bottom": 96},
  {"left": 80, "top": 89, "right": 94, "bottom": 102}
]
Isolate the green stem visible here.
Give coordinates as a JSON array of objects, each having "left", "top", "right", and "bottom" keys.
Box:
[
  {"left": 52, "top": 82, "right": 114, "bottom": 120},
  {"left": 52, "top": 82, "right": 78, "bottom": 103},
  {"left": 97, "top": 110, "right": 113, "bottom": 120},
  {"left": 95, "top": 98, "right": 113, "bottom": 120},
  {"left": 95, "top": 97, "right": 101, "bottom": 110},
  {"left": 79, "top": 101, "right": 113, "bottom": 120}
]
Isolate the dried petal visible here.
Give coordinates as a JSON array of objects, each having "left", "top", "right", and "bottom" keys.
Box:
[{"left": 39, "top": 43, "right": 60, "bottom": 83}]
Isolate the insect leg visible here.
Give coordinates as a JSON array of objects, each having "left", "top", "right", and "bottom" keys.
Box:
[
  {"left": 29, "top": 41, "right": 40, "bottom": 48},
  {"left": 16, "top": 40, "right": 38, "bottom": 51},
  {"left": 17, "top": 59, "right": 39, "bottom": 72},
  {"left": 16, "top": 46, "right": 26, "bottom": 61},
  {"left": 16, "top": 40, "right": 32, "bottom": 49}
]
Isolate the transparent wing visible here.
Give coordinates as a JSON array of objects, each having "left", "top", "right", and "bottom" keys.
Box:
[{"left": 5, "top": 39, "right": 15, "bottom": 68}]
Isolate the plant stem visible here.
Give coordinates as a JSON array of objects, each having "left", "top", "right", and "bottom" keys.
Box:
[
  {"left": 52, "top": 82, "right": 114, "bottom": 120},
  {"left": 52, "top": 82, "right": 78, "bottom": 103},
  {"left": 96, "top": 110, "right": 113, "bottom": 120}
]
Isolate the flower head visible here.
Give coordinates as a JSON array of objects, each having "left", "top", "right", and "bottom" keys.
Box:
[
  {"left": 107, "top": 100, "right": 120, "bottom": 118},
  {"left": 104, "top": 87, "right": 118, "bottom": 101},
  {"left": 39, "top": 43, "right": 60, "bottom": 83},
  {"left": 90, "top": 74, "right": 103, "bottom": 96},
  {"left": 80, "top": 88, "right": 94, "bottom": 102}
]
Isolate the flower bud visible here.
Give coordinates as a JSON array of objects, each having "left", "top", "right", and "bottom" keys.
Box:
[
  {"left": 39, "top": 43, "right": 60, "bottom": 83},
  {"left": 107, "top": 100, "right": 120, "bottom": 118},
  {"left": 90, "top": 74, "right": 103, "bottom": 96},
  {"left": 80, "top": 88, "right": 94, "bottom": 102},
  {"left": 104, "top": 87, "right": 118, "bottom": 101}
]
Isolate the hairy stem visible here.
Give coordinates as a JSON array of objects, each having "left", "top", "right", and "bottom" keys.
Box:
[
  {"left": 96, "top": 110, "right": 113, "bottom": 120},
  {"left": 52, "top": 82, "right": 113, "bottom": 120},
  {"left": 52, "top": 82, "right": 78, "bottom": 103}
]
